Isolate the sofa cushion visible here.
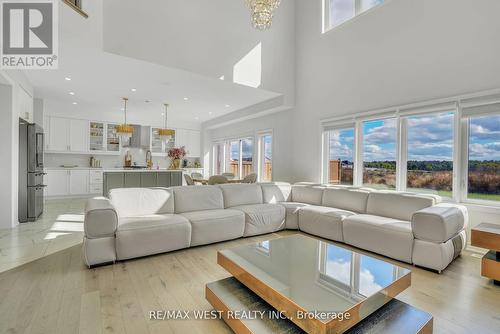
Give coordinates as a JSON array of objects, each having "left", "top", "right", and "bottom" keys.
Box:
[
  {"left": 411, "top": 203, "right": 468, "bottom": 243},
  {"left": 181, "top": 209, "right": 245, "bottom": 246},
  {"left": 279, "top": 202, "right": 310, "bottom": 229},
  {"left": 298, "top": 206, "right": 355, "bottom": 242},
  {"left": 343, "top": 214, "right": 414, "bottom": 263},
  {"left": 261, "top": 182, "right": 292, "bottom": 203},
  {"left": 291, "top": 185, "right": 324, "bottom": 205},
  {"left": 219, "top": 184, "right": 263, "bottom": 208},
  {"left": 115, "top": 214, "right": 191, "bottom": 260},
  {"left": 172, "top": 186, "right": 224, "bottom": 213},
  {"left": 322, "top": 188, "right": 370, "bottom": 213},
  {"left": 231, "top": 204, "right": 285, "bottom": 237},
  {"left": 366, "top": 192, "right": 436, "bottom": 221},
  {"left": 109, "top": 188, "right": 174, "bottom": 217}
]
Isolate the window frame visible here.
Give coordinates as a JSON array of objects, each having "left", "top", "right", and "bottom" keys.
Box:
[
  {"left": 460, "top": 109, "right": 500, "bottom": 206},
  {"left": 322, "top": 124, "right": 356, "bottom": 185},
  {"left": 320, "top": 90, "right": 500, "bottom": 207},
  {"left": 323, "top": 0, "right": 387, "bottom": 33},
  {"left": 257, "top": 130, "right": 273, "bottom": 182}
]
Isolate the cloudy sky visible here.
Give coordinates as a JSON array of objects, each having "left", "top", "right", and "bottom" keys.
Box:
[
  {"left": 324, "top": 244, "right": 396, "bottom": 297},
  {"left": 329, "top": 113, "right": 499, "bottom": 162},
  {"left": 229, "top": 136, "right": 272, "bottom": 161}
]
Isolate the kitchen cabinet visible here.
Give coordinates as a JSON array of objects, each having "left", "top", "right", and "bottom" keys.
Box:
[
  {"left": 47, "top": 116, "right": 88, "bottom": 152},
  {"left": 49, "top": 117, "right": 69, "bottom": 151},
  {"left": 69, "top": 119, "right": 88, "bottom": 152},
  {"left": 69, "top": 170, "right": 89, "bottom": 195},
  {"left": 103, "top": 171, "right": 183, "bottom": 196},
  {"left": 151, "top": 127, "right": 175, "bottom": 155},
  {"left": 140, "top": 173, "right": 157, "bottom": 187},
  {"left": 124, "top": 173, "right": 141, "bottom": 187},
  {"left": 89, "top": 122, "right": 105, "bottom": 151},
  {"left": 46, "top": 169, "right": 91, "bottom": 197},
  {"left": 46, "top": 170, "right": 69, "bottom": 197}
]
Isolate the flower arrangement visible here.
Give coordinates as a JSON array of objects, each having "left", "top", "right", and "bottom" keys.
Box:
[{"left": 168, "top": 146, "right": 186, "bottom": 160}]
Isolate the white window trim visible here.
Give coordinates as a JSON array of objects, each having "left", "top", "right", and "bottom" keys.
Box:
[
  {"left": 320, "top": 88, "right": 500, "bottom": 207},
  {"left": 323, "top": 0, "right": 390, "bottom": 34},
  {"left": 211, "top": 141, "right": 226, "bottom": 175},
  {"left": 257, "top": 130, "right": 273, "bottom": 182}
]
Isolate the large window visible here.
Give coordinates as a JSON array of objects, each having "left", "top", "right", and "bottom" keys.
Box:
[
  {"left": 325, "top": 0, "right": 384, "bottom": 31},
  {"left": 258, "top": 133, "right": 273, "bottom": 182},
  {"left": 363, "top": 118, "right": 397, "bottom": 189},
  {"left": 327, "top": 127, "right": 354, "bottom": 185},
  {"left": 406, "top": 112, "right": 454, "bottom": 197},
  {"left": 467, "top": 114, "right": 500, "bottom": 202},
  {"left": 226, "top": 138, "right": 254, "bottom": 179},
  {"left": 321, "top": 92, "right": 500, "bottom": 205},
  {"left": 229, "top": 140, "right": 240, "bottom": 178}
]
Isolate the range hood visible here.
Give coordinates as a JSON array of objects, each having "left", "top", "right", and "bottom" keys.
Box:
[{"left": 122, "top": 125, "right": 151, "bottom": 149}]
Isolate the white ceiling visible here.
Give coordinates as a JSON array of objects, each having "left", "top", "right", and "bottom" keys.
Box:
[{"left": 24, "top": 1, "right": 282, "bottom": 126}]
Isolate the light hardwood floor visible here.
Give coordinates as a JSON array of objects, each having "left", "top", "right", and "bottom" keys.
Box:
[{"left": 0, "top": 201, "right": 499, "bottom": 334}]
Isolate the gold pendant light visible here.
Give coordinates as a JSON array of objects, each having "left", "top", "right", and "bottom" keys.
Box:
[
  {"left": 116, "top": 97, "right": 134, "bottom": 142},
  {"left": 159, "top": 103, "right": 175, "bottom": 141}
]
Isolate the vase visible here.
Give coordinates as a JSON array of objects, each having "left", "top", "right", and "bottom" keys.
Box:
[{"left": 170, "top": 158, "right": 181, "bottom": 169}]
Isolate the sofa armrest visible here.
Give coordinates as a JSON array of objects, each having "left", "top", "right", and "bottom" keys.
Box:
[
  {"left": 411, "top": 203, "right": 468, "bottom": 243},
  {"left": 84, "top": 197, "right": 118, "bottom": 239}
]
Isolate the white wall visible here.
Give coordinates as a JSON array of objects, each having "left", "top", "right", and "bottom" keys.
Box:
[
  {"left": 294, "top": 0, "right": 500, "bottom": 182},
  {"left": 293, "top": 0, "right": 500, "bottom": 227},
  {"left": 0, "top": 70, "right": 34, "bottom": 229},
  {"left": 204, "top": 109, "right": 294, "bottom": 182}
]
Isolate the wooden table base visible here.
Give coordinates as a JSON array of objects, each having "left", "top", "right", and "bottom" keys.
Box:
[{"left": 206, "top": 277, "right": 433, "bottom": 334}]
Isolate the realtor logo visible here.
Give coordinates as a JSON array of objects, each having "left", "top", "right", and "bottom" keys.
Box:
[{"left": 1, "top": 0, "right": 58, "bottom": 69}]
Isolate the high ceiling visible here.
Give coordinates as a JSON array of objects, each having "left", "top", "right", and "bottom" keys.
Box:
[{"left": 24, "top": 0, "right": 286, "bottom": 126}]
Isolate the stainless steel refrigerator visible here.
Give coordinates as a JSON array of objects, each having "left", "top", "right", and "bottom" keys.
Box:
[{"left": 18, "top": 119, "right": 45, "bottom": 223}]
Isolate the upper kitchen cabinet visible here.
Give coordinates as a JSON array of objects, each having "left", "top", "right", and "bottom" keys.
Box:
[
  {"left": 176, "top": 128, "right": 200, "bottom": 157},
  {"left": 151, "top": 127, "right": 175, "bottom": 155},
  {"left": 47, "top": 116, "right": 88, "bottom": 153},
  {"left": 88, "top": 121, "right": 120, "bottom": 154}
]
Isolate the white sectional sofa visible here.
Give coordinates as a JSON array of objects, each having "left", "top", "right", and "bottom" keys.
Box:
[{"left": 83, "top": 182, "right": 468, "bottom": 272}]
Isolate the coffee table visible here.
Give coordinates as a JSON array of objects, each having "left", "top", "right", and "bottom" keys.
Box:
[
  {"left": 206, "top": 235, "right": 433, "bottom": 334},
  {"left": 471, "top": 223, "right": 500, "bottom": 285}
]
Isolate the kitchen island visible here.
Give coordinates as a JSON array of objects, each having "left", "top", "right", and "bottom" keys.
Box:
[{"left": 103, "top": 169, "right": 183, "bottom": 196}]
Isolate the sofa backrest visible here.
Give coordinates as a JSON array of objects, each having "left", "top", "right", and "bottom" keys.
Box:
[
  {"left": 260, "top": 182, "right": 292, "bottom": 203},
  {"left": 172, "top": 185, "right": 224, "bottom": 213},
  {"left": 366, "top": 192, "right": 436, "bottom": 221},
  {"left": 322, "top": 188, "right": 370, "bottom": 213},
  {"left": 291, "top": 185, "right": 324, "bottom": 205},
  {"left": 109, "top": 188, "right": 174, "bottom": 217},
  {"left": 219, "top": 184, "right": 263, "bottom": 208}
]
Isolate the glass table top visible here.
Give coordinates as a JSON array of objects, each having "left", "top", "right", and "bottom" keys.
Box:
[{"left": 219, "top": 235, "right": 411, "bottom": 321}]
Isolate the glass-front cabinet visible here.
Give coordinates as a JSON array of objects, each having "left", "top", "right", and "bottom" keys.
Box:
[
  {"left": 107, "top": 123, "right": 120, "bottom": 152},
  {"left": 151, "top": 127, "right": 175, "bottom": 155},
  {"left": 88, "top": 121, "right": 120, "bottom": 154},
  {"left": 89, "top": 122, "right": 104, "bottom": 151}
]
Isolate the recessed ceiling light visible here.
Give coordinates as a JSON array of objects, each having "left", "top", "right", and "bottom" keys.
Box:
[
  {"left": 72, "top": 102, "right": 77, "bottom": 105},
  {"left": 208, "top": 112, "right": 213, "bottom": 115},
  {"left": 225, "top": 104, "right": 230, "bottom": 108},
  {"left": 183, "top": 97, "right": 189, "bottom": 101},
  {"left": 65, "top": 77, "right": 71, "bottom": 81},
  {"left": 161, "top": 113, "right": 165, "bottom": 116},
  {"left": 145, "top": 99, "right": 151, "bottom": 103},
  {"left": 195, "top": 116, "right": 199, "bottom": 120},
  {"left": 69, "top": 92, "right": 75, "bottom": 95},
  {"left": 131, "top": 88, "right": 137, "bottom": 92}
]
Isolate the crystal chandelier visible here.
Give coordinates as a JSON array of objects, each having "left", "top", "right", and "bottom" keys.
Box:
[
  {"left": 158, "top": 103, "right": 175, "bottom": 142},
  {"left": 116, "top": 97, "right": 134, "bottom": 142},
  {"left": 246, "top": 0, "right": 281, "bottom": 30}
]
